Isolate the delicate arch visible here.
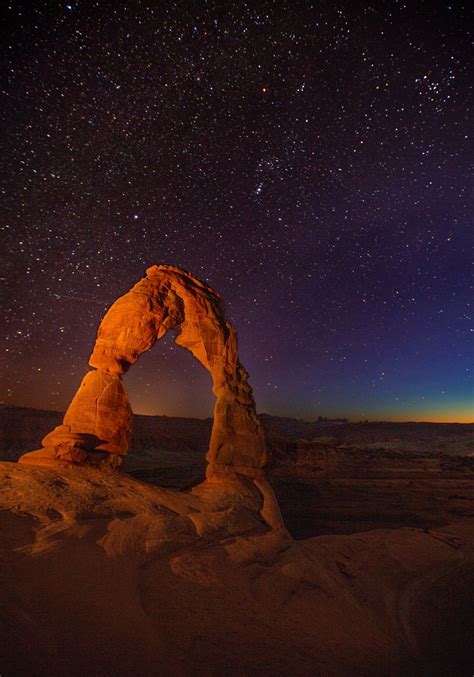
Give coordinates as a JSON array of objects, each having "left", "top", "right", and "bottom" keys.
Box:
[{"left": 19, "top": 265, "right": 267, "bottom": 474}]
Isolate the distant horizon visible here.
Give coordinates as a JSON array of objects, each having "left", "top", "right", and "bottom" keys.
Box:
[{"left": 2, "top": 400, "right": 472, "bottom": 425}]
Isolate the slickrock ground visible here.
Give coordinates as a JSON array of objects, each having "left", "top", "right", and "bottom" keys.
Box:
[{"left": 1, "top": 461, "right": 473, "bottom": 676}]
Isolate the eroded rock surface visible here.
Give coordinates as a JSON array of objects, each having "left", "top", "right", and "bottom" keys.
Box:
[
  {"left": 20, "top": 371, "right": 132, "bottom": 468},
  {"left": 17, "top": 266, "right": 281, "bottom": 527},
  {"left": 19, "top": 265, "right": 266, "bottom": 473},
  {"left": 1, "top": 461, "right": 473, "bottom": 677},
  {"left": 89, "top": 264, "right": 267, "bottom": 471}
]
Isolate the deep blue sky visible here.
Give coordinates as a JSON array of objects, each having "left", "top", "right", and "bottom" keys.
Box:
[{"left": 1, "top": 1, "right": 472, "bottom": 421}]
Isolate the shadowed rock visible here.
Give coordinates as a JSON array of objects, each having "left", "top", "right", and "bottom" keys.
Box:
[{"left": 1, "top": 460, "right": 473, "bottom": 676}]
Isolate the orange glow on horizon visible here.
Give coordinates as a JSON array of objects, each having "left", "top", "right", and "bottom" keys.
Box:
[{"left": 371, "top": 414, "right": 473, "bottom": 424}]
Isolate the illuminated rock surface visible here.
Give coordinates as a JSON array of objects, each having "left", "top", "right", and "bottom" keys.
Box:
[
  {"left": 19, "top": 265, "right": 266, "bottom": 472},
  {"left": 19, "top": 371, "right": 132, "bottom": 468},
  {"left": 0, "top": 461, "right": 473, "bottom": 676}
]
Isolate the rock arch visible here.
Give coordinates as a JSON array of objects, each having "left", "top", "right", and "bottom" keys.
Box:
[{"left": 19, "top": 265, "right": 268, "bottom": 478}]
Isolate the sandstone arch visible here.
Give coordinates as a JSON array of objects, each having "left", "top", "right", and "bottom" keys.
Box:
[{"left": 19, "top": 265, "right": 268, "bottom": 477}]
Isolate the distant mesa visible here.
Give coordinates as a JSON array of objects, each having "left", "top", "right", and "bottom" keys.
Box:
[{"left": 259, "top": 413, "right": 349, "bottom": 424}]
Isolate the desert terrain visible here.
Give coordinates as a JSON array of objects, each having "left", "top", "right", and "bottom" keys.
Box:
[
  {"left": 2, "top": 405, "right": 472, "bottom": 538},
  {"left": 1, "top": 405, "right": 473, "bottom": 675}
]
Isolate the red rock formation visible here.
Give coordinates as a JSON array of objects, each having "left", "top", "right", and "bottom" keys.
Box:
[
  {"left": 88, "top": 265, "right": 267, "bottom": 471},
  {"left": 18, "top": 266, "right": 279, "bottom": 521},
  {"left": 27, "top": 371, "right": 133, "bottom": 467},
  {"left": 1, "top": 460, "right": 473, "bottom": 676}
]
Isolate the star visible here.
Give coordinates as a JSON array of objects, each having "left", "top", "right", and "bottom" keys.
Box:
[{"left": 1, "top": 1, "right": 470, "bottom": 422}]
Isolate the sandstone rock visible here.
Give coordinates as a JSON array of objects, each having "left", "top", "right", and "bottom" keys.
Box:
[
  {"left": 1, "top": 461, "right": 473, "bottom": 676},
  {"left": 61, "top": 370, "right": 132, "bottom": 455},
  {"left": 19, "top": 371, "right": 132, "bottom": 467},
  {"left": 21, "top": 265, "right": 266, "bottom": 470},
  {"left": 89, "top": 265, "right": 267, "bottom": 470},
  {"left": 18, "top": 265, "right": 278, "bottom": 523},
  {"left": 18, "top": 444, "right": 88, "bottom": 467}
]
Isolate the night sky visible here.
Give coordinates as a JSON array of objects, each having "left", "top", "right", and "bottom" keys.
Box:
[{"left": 1, "top": 1, "right": 472, "bottom": 422}]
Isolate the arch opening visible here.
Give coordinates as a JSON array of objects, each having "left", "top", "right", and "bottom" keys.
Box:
[{"left": 122, "top": 329, "right": 215, "bottom": 419}]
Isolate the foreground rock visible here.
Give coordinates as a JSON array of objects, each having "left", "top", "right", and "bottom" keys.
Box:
[{"left": 1, "top": 462, "right": 473, "bottom": 676}]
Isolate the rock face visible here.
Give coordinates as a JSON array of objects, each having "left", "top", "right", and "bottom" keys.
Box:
[
  {"left": 20, "top": 371, "right": 133, "bottom": 467},
  {"left": 19, "top": 372, "right": 133, "bottom": 468},
  {"left": 18, "top": 266, "right": 278, "bottom": 522},
  {"left": 88, "top": 264, "right": 267, "bottom": 472},
  {"left": 1, "top": 461, "right": 473, "bottom": 677}
]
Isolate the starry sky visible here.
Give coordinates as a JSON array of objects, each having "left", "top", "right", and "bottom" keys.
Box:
[{"left": 1, "top": 1, "right": 472, "bottom": 422}]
